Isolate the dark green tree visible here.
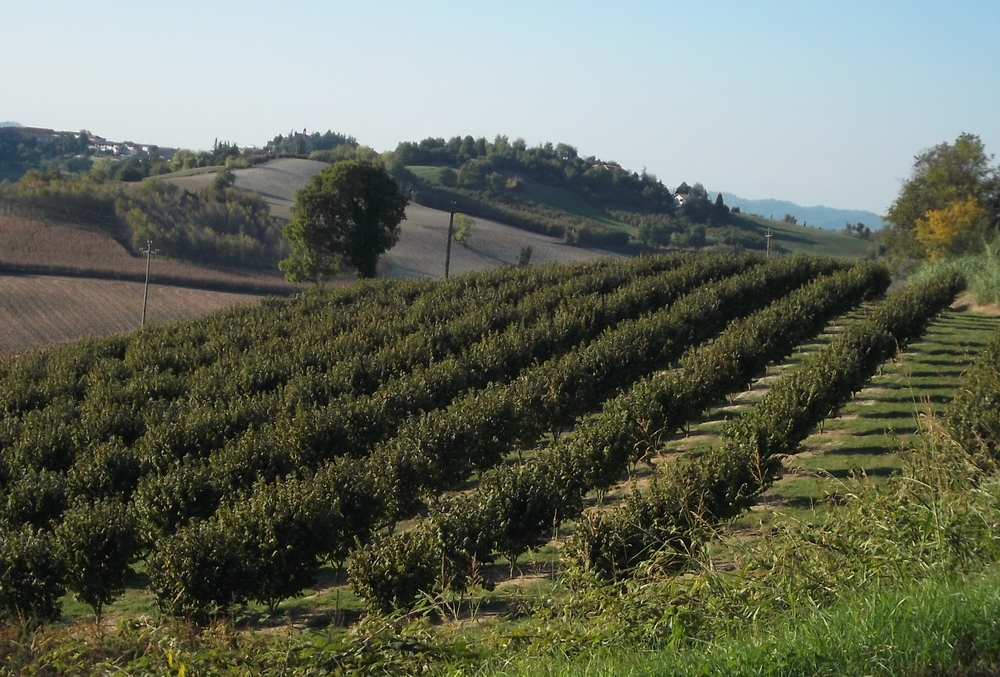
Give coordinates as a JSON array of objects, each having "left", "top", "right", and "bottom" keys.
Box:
[
  {"left": 0, "top": 524, "right": 65, "bottom": 625},
  {"left": 280, "top": 160, "right": 408, "bottom": 280},
  {"left": 711, "top": 193, "right": 730, "bottom": 225},
  {"left": 55, "top": 498, "right": 139, "bottom": 622}
]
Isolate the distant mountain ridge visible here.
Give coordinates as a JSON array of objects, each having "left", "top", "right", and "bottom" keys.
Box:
[{"left": 720, "top": 193, "right": 883, "bottom": 231}]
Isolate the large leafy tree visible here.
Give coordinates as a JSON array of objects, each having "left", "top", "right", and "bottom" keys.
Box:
[
  {"left": 280, "top": 159, "right": 408, "bottom": 280},
  {"left": 883, "top": 133, "right": 998, "bottom": 259}
]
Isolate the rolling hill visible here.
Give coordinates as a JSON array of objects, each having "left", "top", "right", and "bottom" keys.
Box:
[
  {"left": 157, "top": 159, "right": 616, "bottom": 278},
  {"left": 162, "top": 158, "right": 873, "bottom": 264}
]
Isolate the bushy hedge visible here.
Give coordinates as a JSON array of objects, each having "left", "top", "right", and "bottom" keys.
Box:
[{"left": 946, "top": 327, "right": 1000, "bottom": 460}]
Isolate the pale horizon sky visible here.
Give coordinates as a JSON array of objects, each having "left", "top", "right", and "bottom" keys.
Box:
[{"left": 3, "top": 1, "right": 998, "bottom": 215}]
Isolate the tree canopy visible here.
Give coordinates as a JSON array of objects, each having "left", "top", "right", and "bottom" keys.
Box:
[
  {"left": 280, "top": 160, "right": 408, "bottom": 281},
  {"left": 883, "top": 133, "right": 999, "bottom": 259}
]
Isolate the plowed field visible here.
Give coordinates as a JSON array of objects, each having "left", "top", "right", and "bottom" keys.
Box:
[{"left": 0, "top": 274, "right": 260, "bottom": 356}]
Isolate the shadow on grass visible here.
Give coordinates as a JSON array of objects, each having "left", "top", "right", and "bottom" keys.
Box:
[
  {"left": 762, "top": 495, "right": 821, "bottom": 509},
  {"left": 825, "top": 466, "right": 897, "bottom": 479},
  {"left": 857, "top": 410, "right": 918, "bottom": 420},
  {"left": 849, "top": 426, "right": 906, "bottom": 437}
]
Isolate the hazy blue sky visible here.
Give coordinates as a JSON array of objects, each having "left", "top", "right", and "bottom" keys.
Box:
[{"left": 3, "top": 1, "right": 998, "bottom": 214}]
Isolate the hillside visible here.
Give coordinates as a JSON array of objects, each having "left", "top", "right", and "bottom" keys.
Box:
[
  {"left": 158, "top": 158, "right": 616, "bottom": 277},
  {"left": 175, "top": 157, "right": 871, "bottom": 263},
  {"left": 158, "top": 157, "right": 328, "bottom": 220},
  {"left": 730, "top": 212, "right": 875, "bottom": 258},
  {"left": 0, "top": 216, "right": 294, "bottom": 293}
]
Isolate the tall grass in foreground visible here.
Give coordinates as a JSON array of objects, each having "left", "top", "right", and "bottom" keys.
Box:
[
  {"left": 477, "top": 571, "right": 1000, "bottom": 677},
  {"left": 911, "top": 236, "right": 1000, "bottom": 304}
]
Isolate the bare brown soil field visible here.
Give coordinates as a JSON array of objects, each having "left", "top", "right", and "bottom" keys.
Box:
[
  {"left": 0, "top": 274, "right": 260, "bottom": 355},
  {"left": 0, "top": 216, "right": 297, "bottom": 293}
]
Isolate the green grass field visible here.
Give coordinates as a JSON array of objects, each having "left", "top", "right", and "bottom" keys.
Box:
[{"left": 732, "top": 212, "right": 875, "bottom": 259}]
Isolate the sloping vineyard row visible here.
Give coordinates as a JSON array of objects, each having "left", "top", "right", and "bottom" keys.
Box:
[
  {"left": 0, "top": 253, "right": 679, "bottom": 417},
  {"left": 577, "top": 271, "right": 965, "bottom": 578},
  {"left": 348, "top": 262, "right": 891, "bottom": 610},
  {"left": 0, "top": 253, "right": 762, "bottom": 551},
  {"left": 144, "top": 256, "right": 840, "bottom": 617},
  {"left": 945, "top": 326, "right": 1000, "bottom": 460}
]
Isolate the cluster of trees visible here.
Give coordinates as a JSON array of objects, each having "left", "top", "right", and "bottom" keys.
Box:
[
  {"left": 0, "top": 128, "right": 92, "bottom": 180},
  {"left": 166, "top": 139, "right": 245, "bottom": 173},
  {"left": 0, "top": 129, "right": 252, "bottom": 183},
  {"left": 392, "top": 134, "right": 745, "bottom": 251},
  {"left": 841, "top": 221, "right": 873, "bottom": 239},
  {"left": 265, "top": 129, "right": 357, "bottom": 157},
  {"left": 883, "top": 133, "right": 1000, "bottom": 260},
  {"left": 0, "top": 168, "right": 287, "bottom": 267},
  {"left": 392, "top": 135, "right": 669, "bottom": 208}
]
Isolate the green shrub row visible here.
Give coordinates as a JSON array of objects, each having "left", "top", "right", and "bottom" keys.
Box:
[
  {"left": 0, "top": 255, "right": 636, "bottom": 417},
  {"left": 0, "top": 254, "right": 703, "bottom": 498},
  {"left": 578, "top": 271, "right": 965, "bottom": 579},
  {"left": 129, "top": 253, "right": 758, "bottom": 541},
  {"left": 368, "top": 255, "right": 842, "bottom": 515},
  {"left": 946, "top": 326, "right": 1000, "bottom": 460},
  {"left": 0, "top": 253, "right": 756, "bottom": 622}
]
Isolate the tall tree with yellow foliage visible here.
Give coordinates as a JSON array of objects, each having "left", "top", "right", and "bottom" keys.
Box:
[{"left": 883, "top": 133, "right": 999, "bottom": 259}]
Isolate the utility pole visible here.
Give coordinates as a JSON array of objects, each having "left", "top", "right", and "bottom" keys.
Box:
[
  {"left": 444, "top": 202, "right": 456, "bottom": 279},
  {"left": 765, "top": 228, "right": 772, "bottom": 259},
  {"left": 140, "top": 240, "right": 158, "bottom": 327}
]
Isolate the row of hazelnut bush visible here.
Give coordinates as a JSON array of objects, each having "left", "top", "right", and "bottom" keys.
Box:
[
  {"left": 946, "top": 325, "right": 1000, "bottom": 462},
  {"left": 0, "top": 253, "right": 761, "bottom": 623}
]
